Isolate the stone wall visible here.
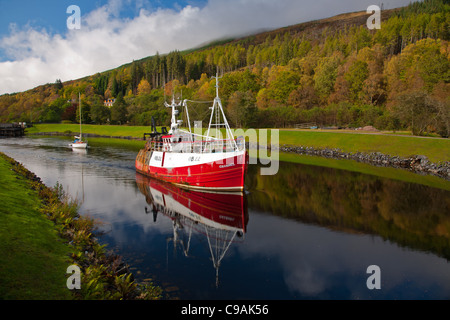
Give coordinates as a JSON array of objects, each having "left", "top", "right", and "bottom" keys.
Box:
[{"left": 251, "top": 143, "right": 450, "bottom": 180}]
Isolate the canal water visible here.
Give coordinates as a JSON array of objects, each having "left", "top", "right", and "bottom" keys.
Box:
[{"left": 1, "top": 136, "right": 449, "bottom": 300}]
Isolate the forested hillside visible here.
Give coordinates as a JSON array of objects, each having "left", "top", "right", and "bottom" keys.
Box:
[{"left": 0, "top": 0, "right": 448, "bottom": 136}]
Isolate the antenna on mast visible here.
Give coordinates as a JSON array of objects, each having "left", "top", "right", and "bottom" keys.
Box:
[{"left": 214, "top": 72, "right": 221, "bottom": 100}]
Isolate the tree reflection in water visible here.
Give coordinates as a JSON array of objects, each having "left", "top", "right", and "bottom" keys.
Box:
[{"left": 246, "top": 161, "right": 450, "bottom": 261}]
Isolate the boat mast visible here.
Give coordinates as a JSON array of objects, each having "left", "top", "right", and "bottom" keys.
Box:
[
  {"left": 79, "top": 92, "right": 82, "bottom": 140},
  {"left": 206, "top": 73, "right": 237, "bottom": 150}
]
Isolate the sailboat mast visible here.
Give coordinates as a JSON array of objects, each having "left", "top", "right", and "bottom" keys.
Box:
[{"left": 79, "top": 92, "right": 82, "bottom": 140}]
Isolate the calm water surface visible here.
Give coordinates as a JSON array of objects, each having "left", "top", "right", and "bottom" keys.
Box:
[{"left": 1, "top": 136, "right": 449, "bottom": 300}]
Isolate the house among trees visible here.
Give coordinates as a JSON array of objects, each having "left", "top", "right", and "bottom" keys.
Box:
[{"left": 104, "top": 98, "right": 116, "bottom": 107}]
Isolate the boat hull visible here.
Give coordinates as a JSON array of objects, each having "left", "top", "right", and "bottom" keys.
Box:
[
  {"left": 135, "top": 149, "right": 248, "bottom": 192},
  {"left": 70, "top": 142, "right": 88, "bottom": 149}
]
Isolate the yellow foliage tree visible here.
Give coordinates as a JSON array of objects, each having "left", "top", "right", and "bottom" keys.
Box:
[{"left": 137, "top": 79, "right": 151, "bottom": 95}]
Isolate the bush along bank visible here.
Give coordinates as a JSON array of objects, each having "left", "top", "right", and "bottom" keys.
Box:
[
  {"left": 0, "top": 152, "right": 162, "bottom": 300},
  {"left": 270, "top": 144, "right": 450, "bottom": 180}
]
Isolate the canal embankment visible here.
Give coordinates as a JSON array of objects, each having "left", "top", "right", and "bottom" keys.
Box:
[
  {"left": 0, "top": 151, "right": 162, "bottom": 300},
  {"left": 274, "top": 144, "right": 450, "bottom": 180},
  {"left": 0, "top": 152, "right": 72, "bottom": 299}
]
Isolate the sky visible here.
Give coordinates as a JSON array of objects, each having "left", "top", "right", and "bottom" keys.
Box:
[{"left": 0, "top": 0, "right": 415, "bottom": 95}]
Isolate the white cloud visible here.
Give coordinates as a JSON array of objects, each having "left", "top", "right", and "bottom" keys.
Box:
[{"left": 0, "top": 0, "right": 412, "bottom": 94}]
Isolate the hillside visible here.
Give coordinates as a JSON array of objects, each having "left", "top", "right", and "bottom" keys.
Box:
[{"left": 0, "top": 0, "right": 448, "bottom": 137}]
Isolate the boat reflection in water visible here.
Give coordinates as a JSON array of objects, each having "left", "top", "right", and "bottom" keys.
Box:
[{"left": 135, "top": 173, "right": 248, "bottom": 287}]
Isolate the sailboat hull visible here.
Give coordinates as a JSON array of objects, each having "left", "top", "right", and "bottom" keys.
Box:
[{"left": 70, "top": 142, "right": 88, "bottom": 149}]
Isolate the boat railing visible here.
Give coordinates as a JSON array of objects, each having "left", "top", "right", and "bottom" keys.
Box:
[{"left": 147, "top": 135, "right": 245, "bottom": 154}]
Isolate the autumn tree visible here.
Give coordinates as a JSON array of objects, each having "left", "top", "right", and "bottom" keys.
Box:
[
  {"left": 90, "top": 97, "right": 111, "bottom": 124},
  {"left": 288, "top": 76, "right": 319, "bottom": 110},
  {"left": 345, "top": 59, "right": 369, "bottom": 102},
  {"left": 40, "top": 97, "right": 69, "bottom": 123},
  {"left": 54, "top": 79, "right": 63, "bottom": 90},
  {"left": 61, "top": 103, "right": 77, "bottom": 123},
  {"left": 359, "top": 45, "right": 387, "bottom": 105},
  {"left": 393, "top": 90, "right": 441, "bottom": 136},
  {"left": 430, "top": 82, "right": 450, "bottom": 137},
  {"left": 137, "top": 79, "right": 152, "bottom": 95},
  {"left": 226, "top": 91, "right": 257, "bottom": 128},
  {"left": 386, "top": 38, "right": 450, "bottom": 95},
  {"left": 313, "top": 52, "right": 343, "bottom": 102},
  {"left": 76, "top": 98, "right": 92, "bottom": 124}
]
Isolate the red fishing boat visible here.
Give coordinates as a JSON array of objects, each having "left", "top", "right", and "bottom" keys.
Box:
[{"left": 135, "top": 75, "right": 248, "bottom": 192}]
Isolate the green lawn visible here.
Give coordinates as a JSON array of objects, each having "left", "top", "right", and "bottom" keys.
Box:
[
  {"left": 26, "top": 123, "right": 151, "bottom": 139},
  {"left": 28, "top": 124, "right": 449, "bottom": 163},
  {"left": 0, "top": 154, "right": 72, "bottom": 299},
  {"left": 278, "top": 130, "right": 449, "bottom": 163}
]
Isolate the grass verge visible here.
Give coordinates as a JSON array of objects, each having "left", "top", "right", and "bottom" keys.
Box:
[
  {"left": 0, "top": 154, "right": 72, "bottom": 299},
  {"left": 26, "top": 123, "right": 150, "bottom": 139},
  {"left": 278, "top": 130, "right": 449, "bottom": 164}
]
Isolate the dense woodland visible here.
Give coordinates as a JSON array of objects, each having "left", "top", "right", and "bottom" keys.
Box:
[{"left": 0, "top": 0, "right": 449, "bottom": 136}]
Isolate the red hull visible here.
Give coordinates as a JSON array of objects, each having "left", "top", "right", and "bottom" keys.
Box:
[{"left": 135, "top": 150, "right": 248, "bottom": 192}]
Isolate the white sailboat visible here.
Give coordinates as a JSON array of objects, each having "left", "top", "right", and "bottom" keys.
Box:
[{"left": 70, "top": 93, "right": 88, "bottom": 149}]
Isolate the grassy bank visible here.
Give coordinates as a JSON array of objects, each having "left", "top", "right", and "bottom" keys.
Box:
[
  {"left": 278, "top": 130, "right": 449, "bottom": 164},
  {"left": 27, "top": 124, "right": 449, "bottom": 163},
  {"left": 0, "top": 152, "right": 162, "bottom": 300},
  {"left": 26, "top": 123, "right": 150, "bottom": 139},
  {"left": 0, "top": 154, "right": 72, "bottom": 299}
]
